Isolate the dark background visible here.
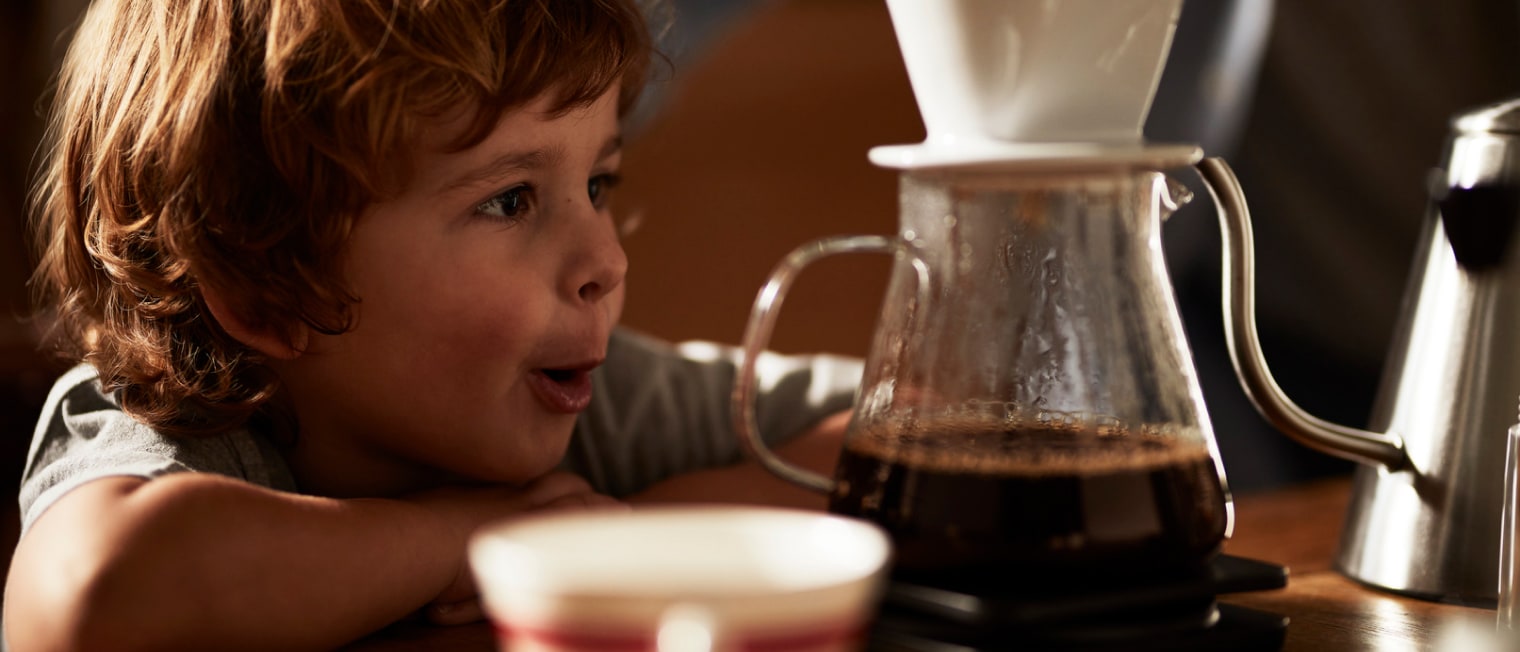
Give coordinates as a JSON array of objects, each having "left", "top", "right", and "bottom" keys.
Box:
[{"left": 0, "top": 0, "right": 80, "bottom": 612}]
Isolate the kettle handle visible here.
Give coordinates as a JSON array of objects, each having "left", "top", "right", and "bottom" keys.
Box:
[
  {"left": 1198, "top": 157, "right": 1410, "bottom": 471},
  {"left": 732, "top": 234, "right": 932, "bottom": 493}
]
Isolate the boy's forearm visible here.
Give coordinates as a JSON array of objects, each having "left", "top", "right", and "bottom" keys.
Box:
[
  {"left": 629, "top": 411, "right": 849, "bottom": 509},
  {"left": 6, "top": 474, "right": 460, "bottom": 652}
]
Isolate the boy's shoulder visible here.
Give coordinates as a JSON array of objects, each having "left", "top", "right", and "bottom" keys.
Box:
[{"left": 18, "top": 364, "right": 297, "bottom": 534}]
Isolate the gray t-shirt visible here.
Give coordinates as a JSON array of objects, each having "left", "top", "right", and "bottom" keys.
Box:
[{"left": 18, "top": 328, "right": 862, "bottom": 534}]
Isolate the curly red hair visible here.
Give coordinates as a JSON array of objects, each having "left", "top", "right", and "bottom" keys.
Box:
[{"left": 30, "top": 0, "right": 654, "bottom": 436}]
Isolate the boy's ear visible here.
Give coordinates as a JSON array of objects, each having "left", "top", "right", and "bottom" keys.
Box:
[{"left": 201, "top": 285, "right": 308, "bottom": 360}]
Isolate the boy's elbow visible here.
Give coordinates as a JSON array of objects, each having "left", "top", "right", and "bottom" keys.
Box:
[
  {"left": 4, "top": 555, "right": 79, "bottom": 652},
  {"left": 7, "top": 572, "right": 97, "bottom": 652},
  {"left": 5, "top": 528, "right": 167, "bottom": 652},
  {"left": 5, "top": 478, "right": 182, "bottom": 652}
]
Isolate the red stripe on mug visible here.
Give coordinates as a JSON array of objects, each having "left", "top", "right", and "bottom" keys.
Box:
[
  {"left": 494, "top": 621, "right": 652, "bottom": 650},
  {"left": 493, "top": 618, "right": 865, "bottom": 651}
]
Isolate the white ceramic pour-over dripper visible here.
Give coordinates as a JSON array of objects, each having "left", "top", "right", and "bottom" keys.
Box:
[{"left": 871, "top": 0, "right": 1201, "bottom": 170}]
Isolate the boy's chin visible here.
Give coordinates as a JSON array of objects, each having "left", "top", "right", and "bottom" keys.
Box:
[{"left": 470, "top": 426, "right": 577, "bottom": 485}]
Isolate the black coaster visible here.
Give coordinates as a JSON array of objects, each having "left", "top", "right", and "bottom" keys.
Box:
[{"left": 868, "top": 555, "right": 1289, "bottom": 651}]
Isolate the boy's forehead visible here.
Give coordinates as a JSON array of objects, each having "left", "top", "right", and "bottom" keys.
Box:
[
  {"left": 406, "top": 90, "right": 620, "bottom": 193},
  {"left": 420, "top": 85, "right": 619, "bottom": 151}
]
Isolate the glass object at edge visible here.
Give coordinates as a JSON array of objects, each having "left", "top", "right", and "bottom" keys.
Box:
[{"left": 1500, "top": 422, "right": 1520, "bottom": 633}]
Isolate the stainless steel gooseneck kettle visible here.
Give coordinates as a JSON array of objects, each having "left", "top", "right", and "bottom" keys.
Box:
[{"left": 1205, "top": 97, "right": 1520, "bottom": 603}]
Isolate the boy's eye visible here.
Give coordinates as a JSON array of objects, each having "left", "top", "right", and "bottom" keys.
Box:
[
  {"left": 588, "top": 173, "right": 621, "bottom": 209},
  {"left": 476, "top": 185, "right": 533, "bottom": 221}
]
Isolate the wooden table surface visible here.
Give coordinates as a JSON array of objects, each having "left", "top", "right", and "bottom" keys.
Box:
[
  {"left": 1219, "top": 477, "right": 1498, "bottom": 652},
  {"left": 347, "top": 476, "right": 1502, "bottom": 651}
]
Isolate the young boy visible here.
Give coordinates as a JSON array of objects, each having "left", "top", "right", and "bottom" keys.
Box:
[{"left": 4, "top": 0, "right": 861, "bottom": 649}]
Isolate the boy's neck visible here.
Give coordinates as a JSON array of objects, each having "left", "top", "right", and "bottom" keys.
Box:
[
  {"left": 259, "top": 380, "right": 463, "bottom": 498},
  {"left": 278, "top": 421, "right": 458, "bottom": 498}
]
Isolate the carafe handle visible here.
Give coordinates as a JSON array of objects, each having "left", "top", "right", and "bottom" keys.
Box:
[
  {"left": 1198, "top": 157, "right": 1410, "bottom": 471},
  {"left": 732, "top": 234, "right": 932, "bottom": 493}
]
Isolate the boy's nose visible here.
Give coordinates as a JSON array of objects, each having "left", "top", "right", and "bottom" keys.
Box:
[{"left": 568, "top": 215, "right": 628, "bottom": 305}]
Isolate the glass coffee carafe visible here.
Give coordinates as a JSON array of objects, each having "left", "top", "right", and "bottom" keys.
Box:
[
  {"left": 733, "top": 160, "right": 1232, "bottom": 590},
  {"left": 734, "top": 0, "right": 1233, "bottom": 593}
]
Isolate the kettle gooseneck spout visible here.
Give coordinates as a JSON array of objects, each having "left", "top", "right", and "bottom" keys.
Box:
[{"left": 1197, "top": 158, "right": 1411, "bottom": 472}]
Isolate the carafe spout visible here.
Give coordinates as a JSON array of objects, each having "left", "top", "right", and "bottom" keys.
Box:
[{"left": 1197, "top": 158, "right": 1410, "bottom": 472}]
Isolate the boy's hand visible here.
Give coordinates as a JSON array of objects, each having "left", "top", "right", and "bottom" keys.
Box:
[{"left": 413, "top": 471, "right": 625, "bottom": 625}]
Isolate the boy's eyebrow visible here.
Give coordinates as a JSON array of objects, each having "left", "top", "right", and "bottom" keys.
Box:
[
  {"left": 444, "top": 147, "right": 561, "bottom": 193},
  {"left": 599, "top": 135, "right": 623, "bottom": 160},
  {"left": 442, "top": 135, "right": 623, "bottom": 194}
]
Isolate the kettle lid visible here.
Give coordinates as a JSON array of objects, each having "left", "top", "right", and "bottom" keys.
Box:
[{"left": 1454, "top": 97, "right": 1520, "bottom": 135}]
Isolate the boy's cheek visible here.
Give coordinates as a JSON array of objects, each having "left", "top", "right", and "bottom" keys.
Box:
[{"left": 609, "top": 286, "right": 626, "bottom": 325}]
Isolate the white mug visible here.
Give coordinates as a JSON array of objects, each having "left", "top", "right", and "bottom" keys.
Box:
[{"left": 469, "top": 506, "right": 891, "bottom": 652}]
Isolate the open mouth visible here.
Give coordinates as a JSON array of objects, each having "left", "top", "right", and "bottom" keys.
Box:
[
  {"left": 541, "top": 368, "right": 579, "bottom": 383},
  {"left": 527, "top": 364, "right": 598, "bottom": 414}
]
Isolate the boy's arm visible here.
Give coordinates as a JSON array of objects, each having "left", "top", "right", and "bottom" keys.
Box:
[
  {"left": 4, "top": 471, "right": 608, "bottom": 652},
  {"left": 627, "top": 411, "right": 849, "bottom": 509}
]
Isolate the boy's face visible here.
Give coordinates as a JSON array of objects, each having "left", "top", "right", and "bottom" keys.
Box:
[{"left": 275, "top": 88, "right": 627, "bottom": 491}]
